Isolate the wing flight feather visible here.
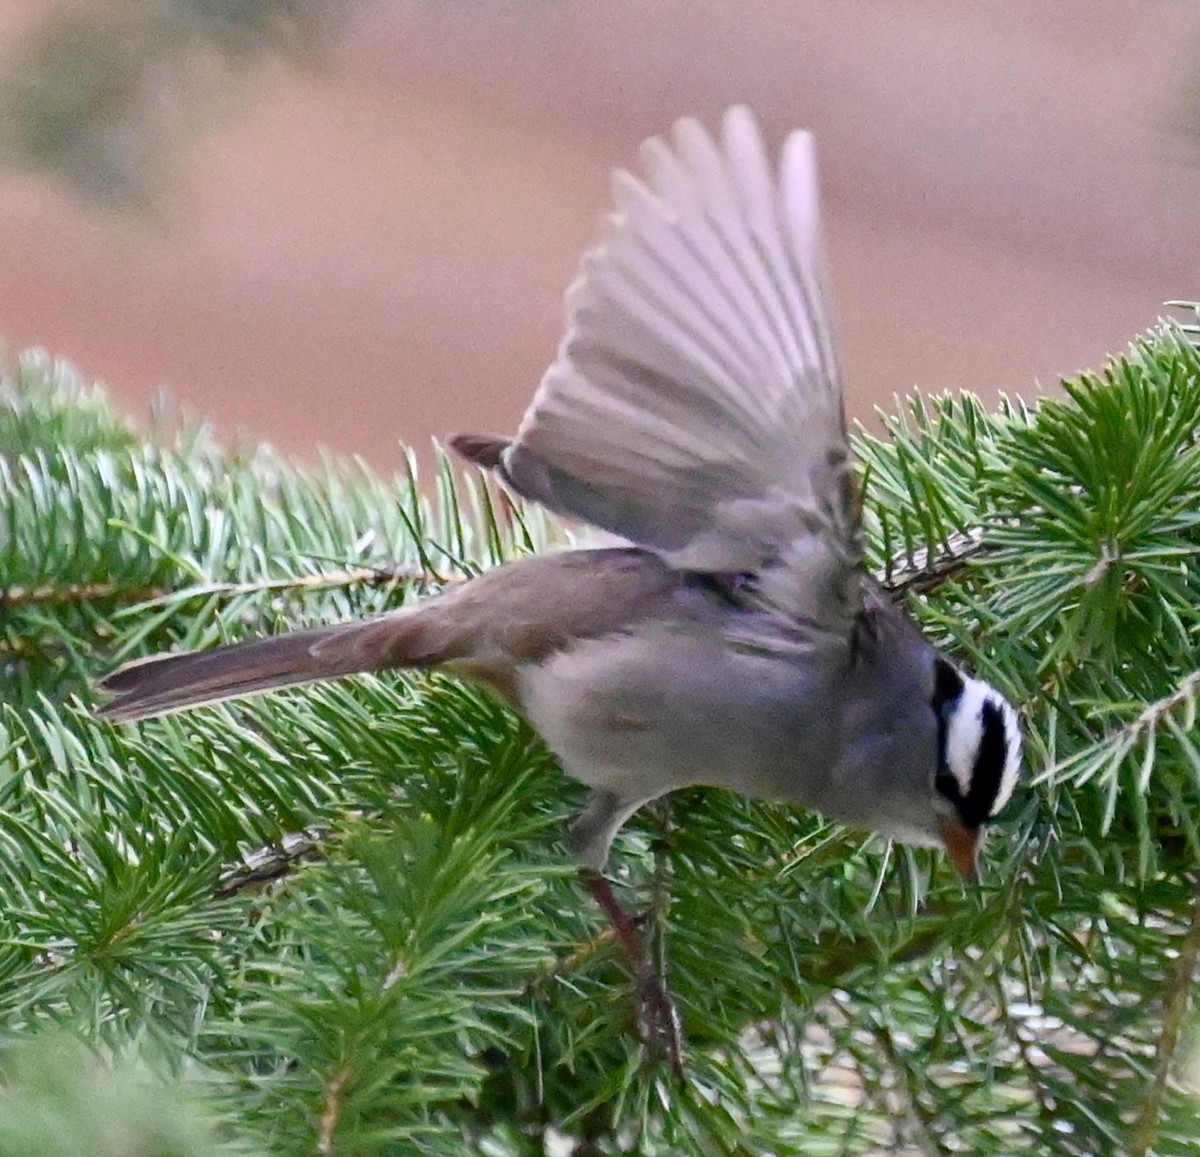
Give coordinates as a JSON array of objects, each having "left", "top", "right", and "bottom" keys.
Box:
[{"left": 455, "top": 106, "right": 862, "bottom": 633}]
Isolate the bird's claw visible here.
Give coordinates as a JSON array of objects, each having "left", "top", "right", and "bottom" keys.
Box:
[{"left": 633, "top": 966, "right": 685, "bottom": 1076}]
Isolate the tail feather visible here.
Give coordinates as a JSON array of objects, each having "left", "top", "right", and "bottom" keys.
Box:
[
  {"left": 450, "top": 432, "right": 511, "bottom": 469},
  {"left": 96, "top": 621, "right": 377, "bottom": 723},
  {"left": 96, "top": 547, "right": 674, "bottom": 725}
]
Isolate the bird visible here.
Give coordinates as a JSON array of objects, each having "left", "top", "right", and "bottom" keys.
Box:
[{"left": 97, "top": 106, "right": 1021, "bottom": 969}]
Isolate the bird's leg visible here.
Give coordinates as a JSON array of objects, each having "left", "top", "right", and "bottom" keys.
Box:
[
  {"left": 571, "top": 791, "right": 685, "bottom": 1071},
  {"left": 580, "top": 868, "right": 684, "bottom": 1075}
]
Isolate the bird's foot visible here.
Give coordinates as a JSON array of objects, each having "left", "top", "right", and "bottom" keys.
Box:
[
  {"left": 581, "top": 869, "right": 685, "bottom": 1075},
  {"left": 631, "top": 964, "right": 685, "bottom": 1076}
]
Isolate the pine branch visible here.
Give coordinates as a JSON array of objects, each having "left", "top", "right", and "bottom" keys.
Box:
[
  {"left": 0, "top": 564, "right": 457, "bottom": 613},
  {"left": 880, "top": 529, "right": 985, "bottom": 597},
  {"left": 1130, "top": 872, "right": 1200, "bottom": 1157},
  {"left": 1047, "top": 665, "right": 1200, "bottom": 792},
  {"left": 4, "top": 326, "right": 1200, "bottom": 1153},
  {"left": 212, "top": 825, "right": 331, "bottom": 900}
]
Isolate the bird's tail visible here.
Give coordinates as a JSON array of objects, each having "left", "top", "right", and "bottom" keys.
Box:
[{"left": 96, "top": 618, "right": 411, "bottom": 723}]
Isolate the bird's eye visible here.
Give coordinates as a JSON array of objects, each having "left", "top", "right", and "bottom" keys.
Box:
[
  {"left": 935, "top": 766, "right": 963, "bottom": 804},
  {"left": 930, "top": 658, "right": 964, "bottom": 717}
]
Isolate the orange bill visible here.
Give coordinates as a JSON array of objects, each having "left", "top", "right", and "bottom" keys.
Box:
[{"left": 939, "top": 818, "right": 982, "bottom": 881}]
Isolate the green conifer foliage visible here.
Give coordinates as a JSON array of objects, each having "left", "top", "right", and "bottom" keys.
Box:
[{"left": 1, "top": 326, "right": 1199, "bottom": 1154}]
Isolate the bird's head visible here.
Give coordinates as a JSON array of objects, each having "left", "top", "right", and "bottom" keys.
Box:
[{"left": 929, "top": 658, "right": 1023, "bottom": 879}]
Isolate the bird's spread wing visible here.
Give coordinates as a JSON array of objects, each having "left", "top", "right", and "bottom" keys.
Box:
[{"left": 455, "top": 106, "right": 862, "bottom": 634}]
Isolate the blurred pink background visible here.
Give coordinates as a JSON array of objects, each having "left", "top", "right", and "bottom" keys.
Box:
[{"left": 1, "top": 1, "right": 1198, "bottom": 466}]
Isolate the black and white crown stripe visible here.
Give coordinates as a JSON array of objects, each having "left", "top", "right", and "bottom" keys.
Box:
[{"left": 932, "top": 658, "right": 1022, "bottom": 827}]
